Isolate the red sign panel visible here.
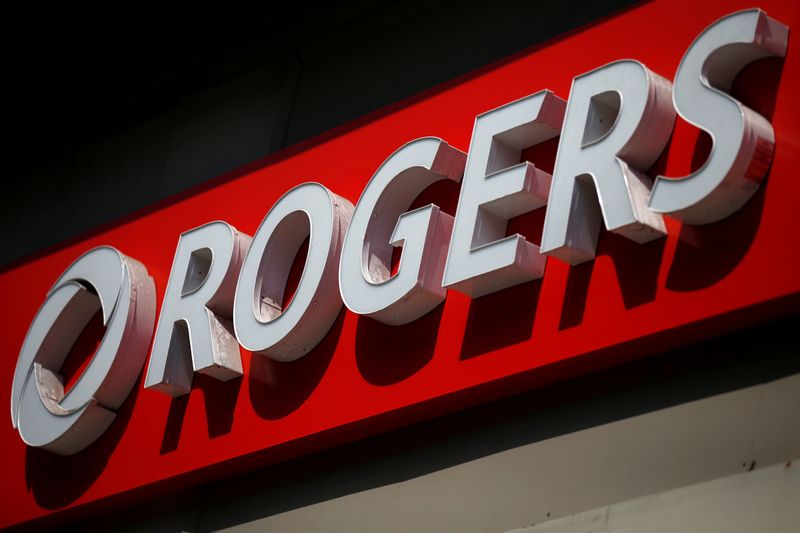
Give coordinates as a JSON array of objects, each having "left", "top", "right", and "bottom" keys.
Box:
[{"left": 1, "top": 0, "right": 798, "bottom": 528}]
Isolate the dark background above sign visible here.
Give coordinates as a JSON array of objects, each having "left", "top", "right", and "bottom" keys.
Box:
[{"left": 2, "top": 0, "right": 638, "bottom": 267}]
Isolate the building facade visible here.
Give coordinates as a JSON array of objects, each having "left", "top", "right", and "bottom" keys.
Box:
[{"left": 2, "top": 1, "right": 798, "bottom": 531}]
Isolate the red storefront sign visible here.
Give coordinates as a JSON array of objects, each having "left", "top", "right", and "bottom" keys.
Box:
[{"left": 1, "top": 0, "right": 798, "bottom": 529}]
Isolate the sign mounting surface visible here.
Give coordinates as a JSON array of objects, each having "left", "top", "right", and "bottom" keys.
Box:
[{"left": 1, "top": 0, "right": 798, "bottom": 529}]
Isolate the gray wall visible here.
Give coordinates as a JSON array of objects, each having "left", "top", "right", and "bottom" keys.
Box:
[{"left": 68, "top": 316, "right": 799, "bottom": 532}]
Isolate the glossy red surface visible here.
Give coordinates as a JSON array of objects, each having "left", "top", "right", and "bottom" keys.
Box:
[{"left": 1, "top": 0, "right": 798, "bottom": 528}]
